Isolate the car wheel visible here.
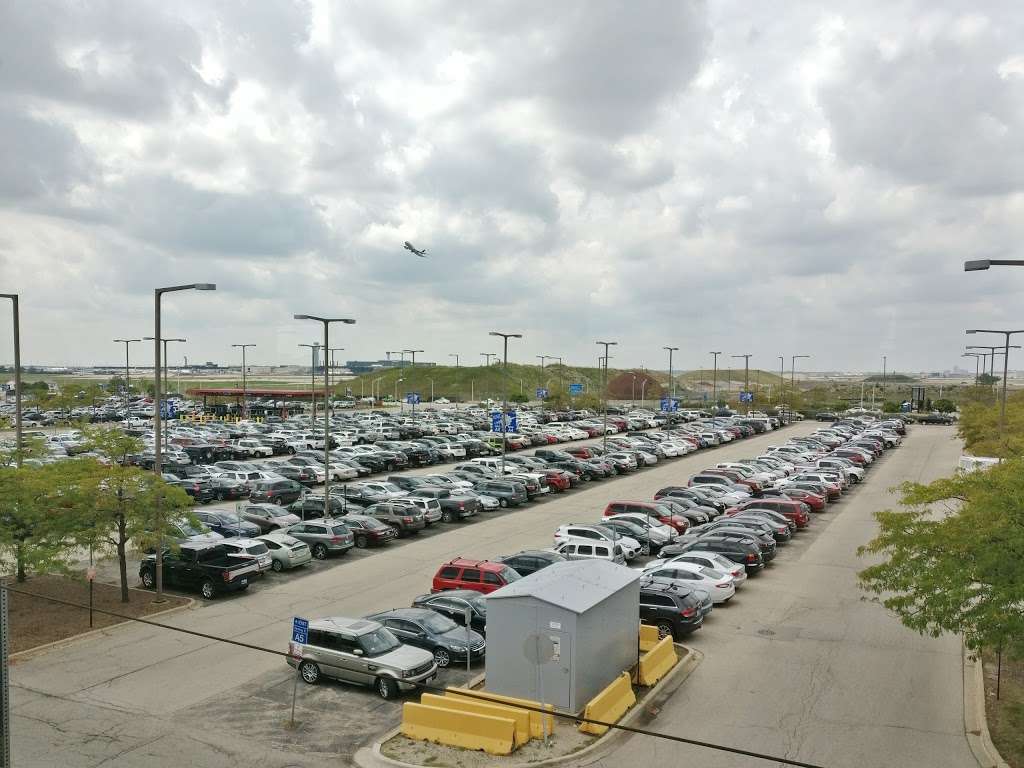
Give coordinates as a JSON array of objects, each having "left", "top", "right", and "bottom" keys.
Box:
[
  {"left": 299, "top": 660, "right": 321, "bottom": 684},
  {"left": 200, "top": 580, "right": 216, "bottom": 600},
  {"left": 271, "top": 559, "right": 284, "bottom": 573},
  {"left": 433, "top": 648, "right": 451, "bottom": 668},
  {"left": 640, "top": 543, "right": 650, "bottom": 556},
  {"left": 659, "top": 618, "right": 675, "bottom": 643},
  {"left": 441, "top": 511, "right": 454, "bottom": 523},
  {"left": 141, "top": 570, "right": 155, "bottom": 589},
  {"left": 376, "top": 676, "right": 399, "bottom": 700},
  {"left": 499, "top": 498, "right": 508, "bottom": 508},
  {"left": 312, "top": 544, "right": 328, "bottom": 560},
  {"left": 355, "top": 535, "right": 368, "bottom": 549}
]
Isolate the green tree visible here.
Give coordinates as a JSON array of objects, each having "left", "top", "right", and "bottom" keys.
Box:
[
  {"left": 508, "top": 392, "right": 529, "bottom": 404},
  {"left": 858, "top": 462, "right": 1024, "bottom": 657},
  {"left": 933, "top": 398, "right": 956, "bottom": 413},
  {"left": 882, "top": 400, "right": 902, "bottom": 413},
  {"left": 75, "top": 426, "right": 194, "bottom": 601},
  {"left": 978, "top": 373, "right": 1000, "bottom": 386}
]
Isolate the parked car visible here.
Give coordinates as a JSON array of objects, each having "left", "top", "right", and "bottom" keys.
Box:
[
  {"left": 661, "top": 533, "right": 765, "bottom": 574},
  {"left": 288, "top": 495, "right": 348, "bottom": 519},
  {"left": 641, "top": 561, "right": 736, "bottom": 604},
  {"left": 287, "top": 617, "right": 437, "bottom": 699},
  {"left": 219, "top": 537, "right": 273, "bottom": 573},
  {"left": 412, "top": 590, "right": 488, "bottom": 634},
  {"left": 255, "top": 531, "right": 312, "bottom": 571},
  {"left": 365, "top": 608, "right": 486, "bottom": 668},
  {"left": 552, "top": 540, "right": 626, "bottom": 565},
  {"left": 431, "top": 558, "right": 523, "bottom": 594},
  {"left": 340, "top": 514, "right": 399, "bottom": 548},
  {"left": 404, "top": 487, "right": 481, "bottom": 522},
  {"left": 139, "top": 543, "right": 257, "bottom": 600},
  {"left": 193, "top": 509, "right": 262, "bottom": 539},
  {"left": 361, "top": 502, "right": 427, "bottom": 537},
  {"left": 249, "top": 478, "right": 305, "bottom": 505},
  {"left": 239, "top": 503, "right": 301, "bottom": 533},
  {"left": 495, "top": 550, "right": 566, "bottom": 577},
  {"left": 286, "top": 518, "right": 356, "bottom": 559},
  {"left": 473, "top": 479, "right": 529, "bottom": 508},
  {"left": 640, "top": 580, "right": 705, "bottom": 639}
]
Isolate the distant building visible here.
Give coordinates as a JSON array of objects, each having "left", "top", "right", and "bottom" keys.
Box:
[{"left": 345, "top": 359, "right": 436, "bottom": 374}]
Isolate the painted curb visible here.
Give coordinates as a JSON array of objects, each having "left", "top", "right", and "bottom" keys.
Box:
[
  {"left": 963, "top": 645, "right": 1010, "bottom": 768},
  {"left": 355, "top": 644, "right": 704, "bottom": 768},
  {"left": 9, "top": 594, "right": 195, "bottom": 662}
]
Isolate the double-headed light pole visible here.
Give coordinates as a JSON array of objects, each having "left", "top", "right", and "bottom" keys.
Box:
[
  {"left": 145, "top": 336, "right": 186, "bottom": 449},
  {"left": 0, "top": 294, "right": 21, "bottom": 467},
  {"left": 113, "top": 337, "right": 141, "bottom": 423},
  {"left": 295, "top": 315, "right": 356, "bottom": 515},
  {"left": 232, "top": 344, "right": 256, "bottom": 418},
  {"left": 966, "top": 329, "right": 1024, "bottom": 437},
  {"left": 490, "top": 332, "right": 522, "bottom": 475},
  {"left": 791, "top": 354, "right": 810, "bottom": 393},
  {"left": 153, "top": 283, "right": 215, "bottom": 601},
  {"left": 596, "top": 341, "right": 618, "bottom": 452}
]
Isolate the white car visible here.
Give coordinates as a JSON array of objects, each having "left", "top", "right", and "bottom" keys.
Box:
[
  {"left": 219, "top": 537, "right": 274, "bottom": 573},
  {"left": 256, "top": 532, "right": 313, "bottom": 571},
  {"left": 641, "top": 561, "right": 736, "bottom": 603},
  {"left": 553, "top": 524, "right": 642, "bottom": 561},
  {"left": 605, "top": 514, "right": 676, "bottom": 547},
  {"left": 652, "top": 551, "right": 748, "bottom": 588}
]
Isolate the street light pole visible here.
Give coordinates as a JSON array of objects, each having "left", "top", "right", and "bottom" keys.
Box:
[
  {"left": 732, "top": 354, "right": 752, "bottom": 400},
  {"left": 295, "top": 315, "right": 356, "bottom": 515},
  {"left": 790, "top": 355, "right": 810, "bottom": 402},
  {"left": 663, "top": 346, "right": 679, "bottom": 403},
  {"left": 963, "top": 353, "right": 983, "bottom": 384},
  {"left": 449, "top": 354, "right": 460, "bottom": 368},
  {"left": 0, "top": 295, "right": 22, "bottom": 467},
  {"left": 404, "top": 349, "right": 423, "bottom": 415},
  {"left": 490, "top": 332, "right": 523, "bottom": 476},
  {"left": 299, "top": 344, "right": 320, "bottom": 419},
  {"left": 231, "top": 344, "right": 256, "bottom": 419},
  {"left": 328, "top": 347, "right": 344, "bottom": 391},
  {"left": 113, "top": 338, "right": 141, "bottom": 424},
  {"left": 882, "top": 355, "right": 887, "bottom": 400},
  {"left": 145, "top": 337, "right": 185, "bottom": 449},
  {"left": 153, "top": 283, "right": 215, "bottom": 601},
  {"left": 596, "top": 341, "right": 618, "bottom": 453},
  {"left": 778, "top": 355, "right": 784, "bottom": 404},
  {"left": 480, "top": 352, "right": 496, "bottom": 366},
  {"left": 709, "top": 352, "right": 721, "bottom": 405},
  {"left": 966, "top": 329, "right": 1024, "bottom": 439}
]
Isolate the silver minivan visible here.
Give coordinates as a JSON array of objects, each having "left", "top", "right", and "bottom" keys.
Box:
[
  {"left": 552, "top": 541, "right": 626, "bottom": 565},
  {"left": 287, "top": 617, "right": 437, "bottom": 699}
]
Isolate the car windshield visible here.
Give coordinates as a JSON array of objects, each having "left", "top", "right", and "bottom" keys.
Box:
[
  {"left": 358, "top": 627, "right": 402, "bottom": 656},
  {"left": 330, "top": 525, "right": 350, "bottom": 536},
  {"left": 499, "top": 566, "right": 522, "bottom": 583},
  {"left": 266, "top": 506, "right": 291, "bottom": 518},
  {"left": 421, "top": 613, "right": 458, "bottom": 633},
  {"left": 178, "top": 523, "right": 205, "bottom": 536}
]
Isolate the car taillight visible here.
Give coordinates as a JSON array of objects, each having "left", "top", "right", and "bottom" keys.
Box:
[
  {"left": 458, "top": 503, "right": 465, "bottom": 510},
  {"left": 403, "top": 516, "right": 413, "bottom": 523},
  {"left": 746, "top": 553, "right": 756, "bottom": 562},
  {"left": 680, "top": 607, "right": 696, "bottom": 618},
  {"left": 330, "top": 536, "right": 342, "bottom": 543},
  {"left": 223, "top": 571, "right": 232, "bottom": 582}
]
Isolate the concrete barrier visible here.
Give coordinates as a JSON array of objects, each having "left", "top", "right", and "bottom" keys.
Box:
[
  {"left": 637, "top": 635, "right": 677, "bottom": 687},
  {"left": 578, "top": 672, "right": 636, "bottom": 736},
  {"left": 401, "top": 702, "right": 515, "bottom": 755},
  {"left": 449, "top": 688, "right": 554, "bottom": 739},
  {"left": 639, "top": 623, "right": 660, "bottom": 652},
  {"left": 421, "top": 693, "right": 530, "bottom": 746}
]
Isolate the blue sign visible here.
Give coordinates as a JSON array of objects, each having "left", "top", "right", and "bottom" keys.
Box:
[
  {"left": 509, "top": 411, "right": 518, "bottom": 432},
  {"left": 160, "top": 399, "right": 176, "bottom": 418},
  {"left": 739, "top": 391, "right": 754, "bottom": 403},
  {"left": 536, "top": 388, "right": 548, "bottom": 400},
  {"left": 660, "top": 397, "right": 679, "bottom": 412},
  {"left": 292, "top": 616, "right": 309, "bottom": 644},
  {"left": 569, "top": 383, "right": 583, "bottom": 396},
  {"left": 491, "top": 411, "right": 518, "bottom": 432},
  {"left": 405, "top": 393, "right": 421, "bottom": 405},
  {"left": 491, "top": 411, "right": 502, "bottom": 432}
]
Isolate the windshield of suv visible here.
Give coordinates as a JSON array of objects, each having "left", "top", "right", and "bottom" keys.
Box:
[
  {"left": 358, "top": 627, "right": 402, "bottom": 656},
  {"left": 421, "top": 613, "right": 458, "bottom": 633}
]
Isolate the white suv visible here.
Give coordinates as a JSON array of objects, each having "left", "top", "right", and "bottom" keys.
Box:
[{"left": 553, "top": 524, "right": 641, "bottom": 560}]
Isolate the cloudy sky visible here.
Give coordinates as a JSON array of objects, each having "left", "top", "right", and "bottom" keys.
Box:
[{"left": 1, "top": 1, "right": 1023, "bottom": 373}]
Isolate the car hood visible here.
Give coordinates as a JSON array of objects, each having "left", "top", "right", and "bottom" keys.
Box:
[
  {"left": 375, "top": 643, "right": 436, "bottom": 668},
  {"left": 438, "top": 627, "right": 485, "bottom": 646},
  {"left": 274, "top": 513, "right": 302, "bottom": 526}
]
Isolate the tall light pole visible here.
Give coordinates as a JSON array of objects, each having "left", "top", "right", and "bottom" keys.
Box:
[
  {"left": 328, "top": 347, "right": 344, "bottom": 391},
  {"left": 1, "top": 294, "right": 22, "bottom": 467},
  {"left": 299, "top": 344, "right": 320, "bottom": 419},
  {"left": 153, "top": 283, "right": 215, "bottom": 601},
  {"left": 481, "top": 352, "right": 496, "bottom": 366},
  {"left": 663, "top": 346, "right": 678, "bottom": 403},
  {"left": 966, "top": 345, "right": 1005, "bottom": 379},
  {"left": 791, "top": 355, "right": 810, "bottom": 411},
  {"left": 709, "top": 351, "right": 721, "bottom": 405},
  {"left": 489, "top": 332, "right": 522, "bottom": 475},
  {"left": 404, "top": 349, "right": 423, "bottom": 415},
  {"left": 295, "top": 315, "right": 356, "bottom": 515},
  {"left": 449, "top": 353, "right": 460, "bottom": 368},
  {"left": 231, "top": 344, "right": 256, "bottom": 419},
  {"left": 596, "top": 341, "right": 618, "bottom": 453},
  {"left": 145, "top": 336, "right": 185, "bottom": 448},
  {"left": 966, "top": 329, "right": 1024, "bottom": 438},
  {"left": 732, "top": 354, "right": 752, "bottom": 400},
  {"left": 113, "top": 338, "right": 141, "bottom": 424},
  {"left": 778, "top": 355, "right": 784, "bottom": 404},
  {"left": 963, "top": 352, "right": 983, "bottom": 384},
  {"left": 965, "top": 259, "right": 1024, "bottom": 271},
  {"left": 881, "top": 355, "right": 887, "bottom": 399}
]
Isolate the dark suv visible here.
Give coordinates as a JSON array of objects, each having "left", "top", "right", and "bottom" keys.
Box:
[
  {"left": 474, "top": 479, "right": 528, "bottom": 508},
  {"left": 661, "top": 533, "right": 765, "bottom": 573},
  {"left": 366, "top": 607, "right": 486, "bottom": 668},
  {"left": 640, "top": 581, "right": 705, "bottom": 639}
]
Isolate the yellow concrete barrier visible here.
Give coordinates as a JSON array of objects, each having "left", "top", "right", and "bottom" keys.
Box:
[
  {"left": 637, "top": 635, "right": 677, "bottom": 687},
  {"left": 450, "top": 688, "right": 554, "bottom": 739},
  {"left": 401, "top": 702, "right": 515, "bottom": 755},
  {"left": 421, "top": 693, "right": 530, "bottom": 746},
  {"left": 578, "top": 672, "right": 635, "bottom": 735},
  {"left": 639, "top": 623, "right": 660, "bottom": 652}
]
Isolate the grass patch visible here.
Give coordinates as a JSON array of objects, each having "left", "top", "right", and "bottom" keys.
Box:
[{"left": 983, "top": 649, "right": 1024, "bottom": 767}]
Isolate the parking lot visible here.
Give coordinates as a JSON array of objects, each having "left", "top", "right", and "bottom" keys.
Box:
[{"left": 8, "top": 420, "right": 980, "bottom": 768}]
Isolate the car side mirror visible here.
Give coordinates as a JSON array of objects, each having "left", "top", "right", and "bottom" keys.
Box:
[{"left": 352, "top": 648, "right": 363, "bottom": 656}]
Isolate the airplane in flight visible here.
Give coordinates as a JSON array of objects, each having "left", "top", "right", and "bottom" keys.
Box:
[{"left": 403, "top": 241, "right": 428, "bottom": 258}]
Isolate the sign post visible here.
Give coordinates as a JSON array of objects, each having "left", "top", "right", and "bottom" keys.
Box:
[{"left": 290, "top": 617, "right": 309, "bottom": 727}]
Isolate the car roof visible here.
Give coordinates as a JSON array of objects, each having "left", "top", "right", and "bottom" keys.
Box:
[
  {"left": 370, "top": 607, "right": 435, "bottom": 622},
  {"left": 443, "top": 557, "right": 505, "bottom": 572},
  {"left": 309, "top": 617, "right": 381, "bottom": 636}
]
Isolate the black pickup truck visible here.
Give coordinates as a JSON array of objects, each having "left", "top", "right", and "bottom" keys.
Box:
[{"left": 139, "top": 543, "right": 258, "bottom": 600}]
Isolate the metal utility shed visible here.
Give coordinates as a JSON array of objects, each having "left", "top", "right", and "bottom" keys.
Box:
[{"left": 484, "top": 559, "right": 639, "bottom": 714}]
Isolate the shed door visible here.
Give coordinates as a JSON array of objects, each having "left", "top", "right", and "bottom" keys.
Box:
[{"left": 539, "top": 630, "right": 572, "bottom": 711}]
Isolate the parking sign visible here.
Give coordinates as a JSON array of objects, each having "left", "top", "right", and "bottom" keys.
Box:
[
  {"left": 536, "top": 388, "right": 548, "bottom": 400},
  {"left": 405, "top": 393, "right": 421, "bottom": 405},
  {"left": 292, "top": 617, "right": 309, "bottom": 645},
  {"left": 491, "top": 411, "right": 503, "bottom": 432},
  {"left": 569, "top": 383, "right": 583, "bottom": 396}
]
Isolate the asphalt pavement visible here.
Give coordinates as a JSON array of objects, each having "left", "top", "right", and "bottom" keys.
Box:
[{"left": 8, "top": 422, "right": 976, "bottom": 768}]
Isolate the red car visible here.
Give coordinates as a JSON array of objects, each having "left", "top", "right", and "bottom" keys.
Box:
[
  {"left": 431, "top": 558, "right": 521, "bottom": 594},
  {"left": 701, "top": 468, "right": 763, "bottom": 495},
  {"left": 543, "top": 470, "right": 571, "bottom": 492},
  {"left": 567, "top": 446, "right": 597, "bottom": 459},
  {"left": 726, "top": 499, "right": 810, "bottom": 528},
  {"left": 779, "top": 488, "right": 826, "bottom": 512},
  {"left": 602, "top": 500, "right": 689, "bottom": 534}
]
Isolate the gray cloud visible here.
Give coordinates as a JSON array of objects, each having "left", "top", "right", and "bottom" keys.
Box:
[{"left": 0, "top": 106, "right": 92, "bottom": 201}]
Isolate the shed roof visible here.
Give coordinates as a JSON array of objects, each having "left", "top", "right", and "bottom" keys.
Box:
[{"left": 486, "top": 559, "right": 638, "bottom": 614}]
